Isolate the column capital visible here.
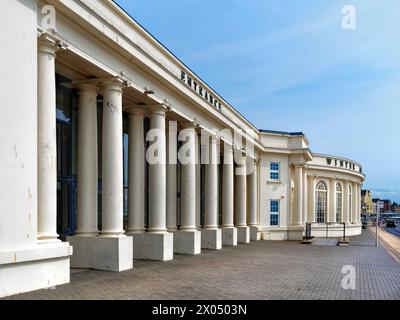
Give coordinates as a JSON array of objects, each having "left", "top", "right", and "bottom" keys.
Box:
[
  {"left": 180, "top": 121, "right": 198, "bottom": 130},
  {"left": 291, "top": 160, "right": 306, "bottom": 168},
  {"left": 101, "top": 77, "right": 125, "bottom": 92},
  {"left": 77, "top": 83, "right": 98, "bottom": 93},
  {"left": 148, "top": 103, "right": 169, "bottom": 116},
  {"left": 126, "top": 106, "right": 146, "bottom": 117},
  {"left": 69, "top": 80, "right": 99, "bottom": 92},
  {"left": 37, "top": 30, "right": 68, "bottom": 54}
]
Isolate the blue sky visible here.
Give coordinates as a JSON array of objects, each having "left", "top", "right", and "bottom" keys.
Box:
[{"left": 115, "top": 0, "right": 400, "bottom": 203}]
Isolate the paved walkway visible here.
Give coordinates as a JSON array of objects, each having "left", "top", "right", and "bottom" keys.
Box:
[
  {"left": 369, "top": 226, "right": 400, "bottom": 263},
  {"left": 6, "top": 230, "right": 400, "bottom": 300}
]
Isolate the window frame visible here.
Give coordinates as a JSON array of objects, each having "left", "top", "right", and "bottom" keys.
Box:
[
  {"left": 315, "top": 181, "right": 328, "bottom": 223},
  {"left": 336, "top": 182, "right": 343, "bottom": 223},
  {"left": 269, "top": 161, "right": 281, "bottom": 182},
  {"left": 269, "top": 199, "right": 280, "bottom": 226}
]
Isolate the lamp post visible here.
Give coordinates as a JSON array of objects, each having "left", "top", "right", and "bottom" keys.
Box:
[
  {"left": 375, "top": 208, "right": 378, "bottom": 246},
  {"left": 376, "top": 202, "right": 383, "bottom": 246}
]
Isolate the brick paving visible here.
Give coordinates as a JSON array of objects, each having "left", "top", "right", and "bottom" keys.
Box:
[{"left": 6, "top": 229, "right": 400, "bottom": 300}]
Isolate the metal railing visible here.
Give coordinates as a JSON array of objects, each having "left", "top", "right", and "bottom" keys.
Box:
[{"left": 305, "top": 222, "right": 347, "bottom": 242}]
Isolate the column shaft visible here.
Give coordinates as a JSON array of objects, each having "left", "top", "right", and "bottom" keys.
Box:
[
  {"left": 147, "top": 105, "right": 167, "bottom": 233},
  {"left": 180, "top": 125, "right": 197, "bottom": 230},
  {"left": 195, "top": 135, "right": 201, "bottom": 228},
  {"left": 235, "top": 163, "right": 247, "bottom": 226},
  {"left": 166, "top": 123, "right": 177, "bottom": 231},
  {"left": 37, "top": 37, "right": 58, "bottom": 241},
  {"left": 248, "top": 161, "right": 257, "bottom": 226},
  {"left": 351, "top": 182, "right": 357, "bottom": 223},
  {"left": 359, "top": 185, "right": 362, "bottom": 223},
  {"left": 204, "top": 137, "right": 218, "bottom": 229},
  {"left": 329, "top": 180, "right": 336, "bottom": 223},
  {"left": 222, "top": 145, "right": 234, "bottom": 227},
  {"left": 302, "top": 170, "right": 308, "bottom": 224},
  {"left": 307, "top": 176, "right": 315, "bottom": 222},
  {"left": 76, "top": 84, "right": 98, "bottom": 235},
  {"left": 343, "top": 181, "right": 350, "bottom": 224},
  {"left": 101, "top": 80, "right": 125, "bottom": 236},
  {"left": 127, "top": 108, "right": 145, "bottom": 234},
  {"left": 293, "top": 165, "right": 303, "bottom": 225}
]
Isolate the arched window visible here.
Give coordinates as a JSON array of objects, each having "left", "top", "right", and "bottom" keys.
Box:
[
  {"left": 315, "top": 182, "right": 327, "bottom": 223},
  {"left": 349, "top": 184, "right": 352, "bottom": 221},
  {"left": 336, "top": 183, "right": 343, "bottom": 222}
]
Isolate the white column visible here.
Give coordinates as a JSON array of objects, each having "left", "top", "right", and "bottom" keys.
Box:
[
  {"left": 235, "top": 162, "right": 247, "bottom": 227},
  {"left": 37, "top": 35, "right": 59, "bottom": 241},
  {"left": 222, "top": 145, "right": 234, "bottom": 227},
  {"left": 248, "top": 160, "right": 258, "bottom": 226},
  {"left": 127, "top": 107, "right": 145, "bottom": 234},
  {"left": 101, "top": 79, "right": 125, "bottom": 236},
  {"left": 180, "top": 124, "right": 197, "bottom": 231},
  {"left": 166, "top": 122, "right": 177, "bottom": 232},
  {"left": 148, "top": 105, "right": 167, "bottom": 233},
  {"left": 221, "top": 143, "right": 237, "bottom": 246},
  {"left": 293, "top": 165, "right": 303, "bottom": 226},
  {"left": 343, "top": 181, "right": 350, "bottom": 224},
  {"left": 307, "top": 176, "right": 315, "bottom": 222},
  {"left": 235, "top": 159, "right": 250, "bottom": 243},
  {"left": 351, "top": 182, "right": 357, "bottom": 224},
  {"left": 76, "top": 84, "right": 98, "bottom": 235},
  {"left": 204, "top": 136, "right": 219, "bottom": 229},
  {"left": 329, "top": 180, "right": 336, "bottom": 223},
  {"left": 357, "top": 184, "right": 362, "bottom": 223},
  {"left": 131, "top": 105, "right": 172, "bottom": 261},
  {"left": 195, "top": 133, "right": 201, "bottom": 229},
  {"left": 302, "top": 170, "right": 308, "bottom": 224},
  {"left": 354, "top": 182, "right": 361, "bottom": 223}
]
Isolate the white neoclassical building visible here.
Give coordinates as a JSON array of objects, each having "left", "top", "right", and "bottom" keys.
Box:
[{"left": 0, "top": 0, "right": 365, "bottom": 298}]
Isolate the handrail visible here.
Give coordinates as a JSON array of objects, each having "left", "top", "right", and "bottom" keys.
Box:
[{"left": 305, "top": 222, "right": 347, "bottom": 241}]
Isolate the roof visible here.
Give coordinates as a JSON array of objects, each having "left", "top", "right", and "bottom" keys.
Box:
[{"left": 259, "top": 129, "right": 304, "bottom": 136}]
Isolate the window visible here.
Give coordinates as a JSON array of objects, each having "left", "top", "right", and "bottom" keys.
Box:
[
  {"left": 270, "top": 162, "right": 280, "bottom": 180},
  {"left": 315, "top": 182, "right": 327, "bottom": 223},
  {"left": 336, "top": 183, "right": 343, "bottom": 222},
  {"left": 270, "top": 200, "right": 280, "bottom": 226}
]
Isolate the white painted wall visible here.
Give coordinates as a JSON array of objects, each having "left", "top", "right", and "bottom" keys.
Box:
[
  {"left": 258, "top": 154, "right": 290, "bottom": 229},
  {"left": 0, "top": 0, "right": 38, "bottom": 251}
]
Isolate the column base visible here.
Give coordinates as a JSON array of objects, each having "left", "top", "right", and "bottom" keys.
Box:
[
  {"left": 0, "top": 242, "right": 72, "bottom": 298},
  {"left": 132, "top": 232, "right": 173, "bottom": 261},
  {"left": 201, "top": 228, "right": 222, "bottom": 250},
  {"left": 287, "top": 225, "right": 305, "bottom": 241},
  {"left": 174, "top": 230, "right": 201, "bottom": 255},
  {"left": 67, "top": 235, "right": 133, "bottom": 272},
  {"left": 249, "top": 226, "right": 261, "bottom": 241},
  {"left": 237, "top": 226, "right": 250, "bottom": 243},
  {"left": 221, "top": 227, "right": 237, "bottom": 246}
]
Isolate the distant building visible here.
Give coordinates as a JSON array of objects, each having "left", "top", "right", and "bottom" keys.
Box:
[
  {"left": 373, "top": 198, "right": 393, "bottom": 213},
  {"left": 361, "top": 190, "right": 373, "bottom": 214},
  {"left": 391, "top": 202, "right": 400, "bottom": 213},
  {"left": 382, "top": 200, "right": 392, "bottom": 213},
  {"left": 372, "top": 198, "right": 384, "bottom": 214}
]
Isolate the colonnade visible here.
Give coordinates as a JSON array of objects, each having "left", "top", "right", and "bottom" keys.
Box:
[{"left": 36, "top": 35, "right": 260, "bottom": 267}]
